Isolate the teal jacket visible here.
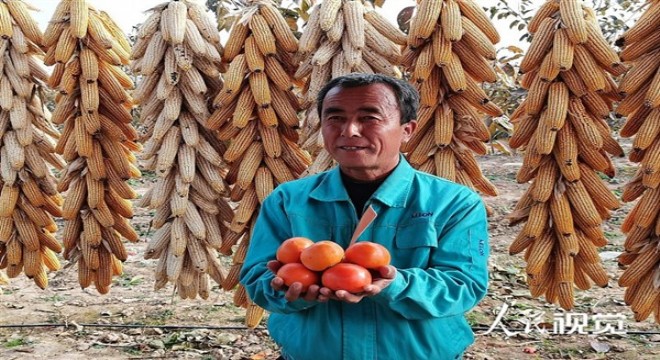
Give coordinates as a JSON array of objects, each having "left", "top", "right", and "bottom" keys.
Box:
[{"left": 240, "top": 157, "right": 489, "bottom": 360}]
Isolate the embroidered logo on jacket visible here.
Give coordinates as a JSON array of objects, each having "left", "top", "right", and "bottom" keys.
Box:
[{"left": 412, "top": 212, "right": 433, "bottom": 218}]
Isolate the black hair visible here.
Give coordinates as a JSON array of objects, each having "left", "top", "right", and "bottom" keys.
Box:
[{"left": 316, "top": 73, "right": 420, "bottom": 124}]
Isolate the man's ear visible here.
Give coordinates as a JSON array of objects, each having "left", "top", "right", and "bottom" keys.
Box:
[{"left": 402, "top": 120, "right": 417, "bottom": 142}]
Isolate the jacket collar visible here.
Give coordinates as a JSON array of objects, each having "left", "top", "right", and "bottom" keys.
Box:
[{"left": 309, "top": 154, "right": 414, "bottom": 208}]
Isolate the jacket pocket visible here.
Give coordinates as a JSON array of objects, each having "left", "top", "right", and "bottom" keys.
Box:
[
  {"left": 395, "top": 218, "right": 438, "bottom": 248},
  {"left": 393, "top": 219, "right": 437, "bottom": 268}
]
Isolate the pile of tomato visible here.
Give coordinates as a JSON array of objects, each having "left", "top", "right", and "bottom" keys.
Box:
[{"left": 275, "top": 237, "right": 391, "bottom": 293}]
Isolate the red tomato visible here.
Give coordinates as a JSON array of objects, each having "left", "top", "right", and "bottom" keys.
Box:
[
  {"left": 276, "top": 237, "right": 314, "bottom": 264},
  {"left": 344, "top": 242, "right": 391, "bottom": 269},
  {"left": 277, "top": 263, "right": 320, "bottom": 292},
  {"left": 321, "top": 263, "right": 372, "bottom": 293},
  {"left": 300, "top": 240, "right": 344, "bottom": 271}
]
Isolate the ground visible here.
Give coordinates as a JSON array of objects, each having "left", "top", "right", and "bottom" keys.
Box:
[{"left": 1, "top": 144, "right": 659, "bottom": 359}]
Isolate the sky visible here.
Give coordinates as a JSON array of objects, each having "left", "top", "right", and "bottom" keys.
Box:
[{"left": 28, "top": 0, "right": 537, "bottom": 46}]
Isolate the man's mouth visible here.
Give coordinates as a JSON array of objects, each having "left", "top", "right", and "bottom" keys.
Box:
[{"left": 339, "top": 146, "right": 367, "bottom": 151}]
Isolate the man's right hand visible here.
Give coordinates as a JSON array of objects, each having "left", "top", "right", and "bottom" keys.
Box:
[{"left": 267, "top": 260, "right": 324, "bottom": 302}]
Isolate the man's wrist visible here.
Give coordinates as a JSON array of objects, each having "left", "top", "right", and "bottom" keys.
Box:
[{"left": 373, "top": 272, "right": 403, "bottom": 301}]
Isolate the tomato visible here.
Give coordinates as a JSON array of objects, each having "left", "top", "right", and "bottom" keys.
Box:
[
  {"left": 344, "top": 242, "right": 391, "bottom": 269},
  {"left": 300, "top": 240, "right": 344, "bottom": 271},
  {"left": 276, "top": 263, "right": 320, "bottom": 292},
  {"left": 321, "top": 263, "right": 372, "bottom": 293},
  {"left": 276, "top": 237, "right": 314, "bottom": 264}
]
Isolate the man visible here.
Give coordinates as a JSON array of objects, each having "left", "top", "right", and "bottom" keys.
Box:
[{"left": 240, "top": 74, "right": 489, "bottom": 359}]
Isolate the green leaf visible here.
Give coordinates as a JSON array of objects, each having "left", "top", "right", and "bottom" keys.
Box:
[
  {"left": 300, "top": 0, "right": 311, "bottom": 13},
  {"left": 298, "top": 0, "right": 313, "bottom": 22}
]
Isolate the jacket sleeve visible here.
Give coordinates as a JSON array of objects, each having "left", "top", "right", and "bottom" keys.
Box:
[
  {"left": 239, "top": 189, "right": 319, "bottom": 314},
  {"left": 372, "top": 194, "right": 489, "bottom": 320}
]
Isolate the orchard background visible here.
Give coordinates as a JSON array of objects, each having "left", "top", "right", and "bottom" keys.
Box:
[{"left": 1, "top": 0, "right": 659, "bottom": 358}]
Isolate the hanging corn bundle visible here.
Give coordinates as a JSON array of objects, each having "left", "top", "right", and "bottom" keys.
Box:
[
  {"left": 506, "top": 0, "right": 626, "bottom": 310},
  {"left": 295, "top": 0, "right": 406, "bottom": 174},
  {"left": 131, "top": 0, "right": 231, "bottom": 300},
  {"left": 400, "top": 0, "right": 501, "bottom": 198},
  {"left": 0, "top": 0, "right": 64, "bottom": 289},
  {"left": 615, "top": 0, "right": 660, "bottom": 323},
  {"left": 206, "top": 0, "right": 309, "bottom": 327},
  {"left": 45, "top": 0, "right": 140, "bottom": 294}
]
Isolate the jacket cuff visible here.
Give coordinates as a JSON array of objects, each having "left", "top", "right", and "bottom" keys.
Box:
[{"left": 373, "top": 272, "right": 405, "bottom": 302}]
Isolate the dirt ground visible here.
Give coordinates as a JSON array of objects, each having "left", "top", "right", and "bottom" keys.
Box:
[{"left": 1, "top": 143, "right": 659, "bottom": 359}]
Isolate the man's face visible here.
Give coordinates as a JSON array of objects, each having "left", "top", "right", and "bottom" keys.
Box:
[{"left": 320, "top": 83, "right": 417, "bottom": 181}]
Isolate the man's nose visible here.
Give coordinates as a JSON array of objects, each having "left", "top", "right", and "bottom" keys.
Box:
[{"left": 340, "top": 120, "right": 360, "bottom": 137}]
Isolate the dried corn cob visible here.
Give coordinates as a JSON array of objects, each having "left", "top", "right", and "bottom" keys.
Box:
[
  {"left": 133, "top": 0, "right": 232, "bottom": 301},
  {"left": 0, "top": 1, "right": 63, "bottom": 289},
  {"left": 296, "top": 0, "right": 406, "bottom": 174},
  {"left": 507, "top": 0, "right": 624, "bottom": 310},
  {"left": 46, "top": 0, "right": 138, "bottom": 295},
  {"left": 616, "top": 0, "right": 660, "bottom": 324},
  {"left": 402, "top": 0, "right": 501, "bottom": 200},
  {"left": 207, "top": 0, "right": 310, "bottom": 327}
]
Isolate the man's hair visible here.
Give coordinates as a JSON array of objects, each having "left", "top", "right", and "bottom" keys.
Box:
[{"left": 316, "top": 73, "right": 420, "bottom": 124}]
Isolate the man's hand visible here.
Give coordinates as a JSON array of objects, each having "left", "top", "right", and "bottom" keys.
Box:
[
  {"left": 318, "top": 265, "right": 397, "bottom": 303},
  {"left": 267, "top": 260, "right": 323, "bottom": 302}
]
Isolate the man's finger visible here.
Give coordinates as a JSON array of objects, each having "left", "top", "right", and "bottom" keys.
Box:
[
  {"left": 303, "top": 284, "right": 320, "bottom": 302},
  {"left": 377, "top": 265, "right": 397, "bottom": 279},
  {"left": 336, "top": 290, "right": 364, "bottom": 303},
  {"left": 271, "top": 276, "right": 285, "bottom": 291},
  {"left": 363, "top": 285, "right": 381, "bottom": 296},
  {"left": 285, "top": 282, "right": 303, "bottom": 302},
  {"left": 319, "top": 287, "right": 340, "bottom": 301},
  {"left": 267, "top": 260, "right": 283, "bottom": 274}
]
